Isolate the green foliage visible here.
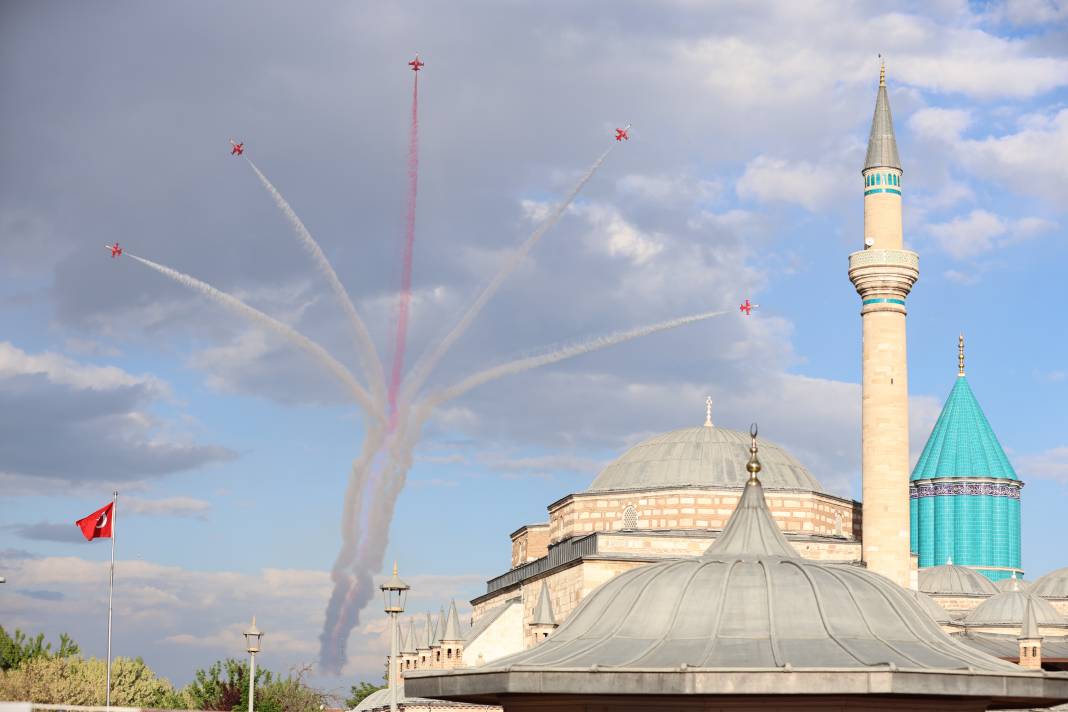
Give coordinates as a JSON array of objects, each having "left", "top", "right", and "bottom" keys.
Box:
[
  {"left": 345, "top": 681, "right": 385, "bottom": 708},
  {"left": 0, "top": 626, "right": 80, "bottom": 671},
  {"left": 0, "top": 656, "right": 174, "bottom": 706},
  {"left": 181, "top": 658, "right": 273, "bottom": 711}
]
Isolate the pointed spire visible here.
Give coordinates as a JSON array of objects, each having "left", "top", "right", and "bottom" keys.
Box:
[
  {"left": 442, "top": 600, "right": 463, "bottom": 641},
  {"left": 433, "top": 606, "right": 445, "bottom": 646},
  {"left": 423, "top": 612, "right": 435, "bottom": 648},
  {"left": 530, "top": 581, "right": 557, "bottom": 626},
  {"left": 1020, "top": 595, "right": 1041, "bottom": 640},
  {"left": 704, "top": 396, "right": 713, "bottom": 427},
  {"left": 958, "top": 333, "right": 966, "bottom": 376},
  {"left": 403, "top": 617, "right": 417, "bottom": 653},
  {"left": 398, "top": 617, "right": 409, "bottom": 652},
  {"left": 704, "top": 424, "right": 798, "bottom": 559},
  {"left": 864, "top": 60, "right": 901, "bottom": 171}
]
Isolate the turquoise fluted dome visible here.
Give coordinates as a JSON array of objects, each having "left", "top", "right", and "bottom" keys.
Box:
[{"left": 911, "top": 376, "right": 1016, "bottom": 481}]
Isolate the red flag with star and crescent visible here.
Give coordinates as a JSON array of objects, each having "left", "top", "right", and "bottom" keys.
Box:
[{"left": 76, "top": 502, "right": 114, "bottom": 541}]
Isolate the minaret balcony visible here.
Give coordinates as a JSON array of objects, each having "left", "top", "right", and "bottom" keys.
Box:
[{"left": 848, "top": 249, "right": 919, "bottom": 311}]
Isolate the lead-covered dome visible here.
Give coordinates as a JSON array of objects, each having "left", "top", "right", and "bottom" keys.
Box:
[
  {"left": 918, "top": 563, "right": 999, "bottom": 596},
  {"left": 964, "top": 587, "right": 1066, "bottom": 628},
  {"left": 587, "top": 426, "right": 824, "bottom": 492},
  {"left": 1032, "top": 566, "right": 1068, "bottom": 598}
]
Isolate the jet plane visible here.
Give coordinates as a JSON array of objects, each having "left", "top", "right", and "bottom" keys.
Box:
[
  {"left": 409, "top": 54, "right": 424, "bottom": 72},
  {"left": 105, "top": 243, "right": 123, "bottom": 258},
  {"left": 615, "top": 124, "right": 631, "bottom": 141},
  {"left": 230, "top": 139, "right": 244, "bottom": 156},
  {"left": 739, "top": 299, "right": 759, "bottom": 316}
]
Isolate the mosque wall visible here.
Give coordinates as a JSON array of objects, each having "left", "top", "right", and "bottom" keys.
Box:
[
  {"left": 547, "top": 488, "right": 860, "bottom": 544},
  {"left": 510, "top": 524, "right": 551, "bottom": 569},
  {"left": 461, "top": 602, "right": 524, "bottom": 667}
]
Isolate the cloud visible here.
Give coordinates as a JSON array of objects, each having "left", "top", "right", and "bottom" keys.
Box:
[
  {"left": 124, "top": 496, "right": 212, "bottom": 518},
  {"left": 736, "top": 155, "right": 849, "bottom": 212},
  {"left": 0, "top": 342, "right": 236, "bottom": 489},
  {"left": 574, "top": 203, "right": 665, "bottom": 265},
  {"left": 909, "top": 107, "right": 972, "bottom": 142},
  {"left": 6, "top": 522, "right": 86, "bottom": 544},
  {"left": 986, "top": 0, "right": 1068, "bottom": 26},
  {"left": 926, "top": 209, "right": 1056, "bottom": 259},
  {"left": 1017, "top": 446, "right": 1068, "bottom": 482}
]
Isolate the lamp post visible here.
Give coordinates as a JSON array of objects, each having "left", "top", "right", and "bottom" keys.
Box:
[
  {"left": 243, "top": 617, "right": 263, "bottom": 712},
  {"left": 381, "top": 562, "right": 410, "bottom": 712}
]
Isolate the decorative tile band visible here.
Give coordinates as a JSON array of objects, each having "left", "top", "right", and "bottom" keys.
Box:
[
  {"left": 864, "top": 188, "right": 902, "bottom": 196},
  {"left": 910, "top": 482, "right": 1021, "bottom": 499},
  {"left": 863, "top": 298, "right": 906, "bottom": 305}
]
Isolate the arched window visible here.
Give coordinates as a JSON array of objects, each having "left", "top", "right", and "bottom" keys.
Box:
[
  {"left": 436, "top": 650, "right": 441, "bottom": 661},
  {"left": 623, "top": 506, "right": 638, "bottom": 530},
  {"left": 447, "top": 649, "right": 452, "bottom": 659},
  {"left": 1033, "top": 646, "right": 1038, "bottom": 657}
]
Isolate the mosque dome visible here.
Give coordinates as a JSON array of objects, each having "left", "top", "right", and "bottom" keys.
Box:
[
  {"left": 964, "top": 587, "right": 1066, "bottom": 628},
  {"left": 918, "top": 562, "right": 999, "bottom": 596},
  {"left": 586, "top": 425, "right": 824, "bottom": 493},
  {"left": 1032, "top": 566, "right": 1068, "bottom": 598},
  {"left": 494, "top": 453, "right": 1011, "bottom": 672}
]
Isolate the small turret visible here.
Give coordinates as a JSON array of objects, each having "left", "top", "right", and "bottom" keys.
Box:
[
  {"left": 1018, "top": 596, "right": 1043, "bottom": 670},
  {"left": 528, "top": 580, "right": 558, "bottom": 644},
  {"left": 440, "top": 600, "right": 465, "bottom": 668}
]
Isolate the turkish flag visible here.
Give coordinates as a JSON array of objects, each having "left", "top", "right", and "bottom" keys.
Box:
[{"left": 76, "top": 502, "right": 114, "bottom": 541}]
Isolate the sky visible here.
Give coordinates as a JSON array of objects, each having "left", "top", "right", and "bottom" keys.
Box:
[{"left": 2, "top": 0, "right": 1068, "bottom": 695}]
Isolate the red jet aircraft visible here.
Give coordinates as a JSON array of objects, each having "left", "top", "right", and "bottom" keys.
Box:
[
  {"left": 739, "top": 299, "right": 759, "bottom": 316},
  {"left": 409, "top": 54, "right": 424, "bottom": 72},
  {"left": 230, "top": 139, "right": 244, "bottom": 156},
  {"left": 615, "top": 124, "right": 631, "bottom": 141},
  {"left": 105, "top": 243, "right": 123, "bottom": 258}
]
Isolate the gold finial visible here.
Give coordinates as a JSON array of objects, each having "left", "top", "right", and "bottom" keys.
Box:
[
  {"left": 746, "top": 422, "right": 762, "bottom": 483},
  {"left": 879, "top": 54, "right": 886, "bottom": 87},
  {"left": 958, "top": 333, "right": 965, "bottom": 376},
  {"left": 704, "top": 396, "right": 713, "bottom": 427}
]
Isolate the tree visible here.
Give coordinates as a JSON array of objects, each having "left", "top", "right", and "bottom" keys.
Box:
[
  {"left": 345, "top": 681, "right": 385, "bottom": 709},
  {"left": 0, "top": 627, "right": 79, "bottom": 671},
  {"left": 258, "top": 664, "right": 327, "bottom": 712},
  {"left": 0, "top": 656, "right": 174, "bottom": 706},
  {"left": 181, "top": 658, "right": 274, "bottom": 711}
]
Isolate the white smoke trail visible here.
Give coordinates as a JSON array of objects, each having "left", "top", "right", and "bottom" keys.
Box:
[
  {"left": 245, "top": 157, "right": 387, "bottom": 406},
  {"left": 422, "top": 310, "right": 728, "bottom": 411},
  {"left": 399, "top": 146, "right": 614, "bottom": 405},
  {"left": 127, "top": 253, "right": 379, "bottom": 419},
  {"left": 318, "top": 309, "right": 727, "bottom": 668}
]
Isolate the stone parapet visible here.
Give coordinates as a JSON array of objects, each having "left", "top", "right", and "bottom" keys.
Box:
[{"left": 848, "top": 249, "right": 919, "bottom": 314}]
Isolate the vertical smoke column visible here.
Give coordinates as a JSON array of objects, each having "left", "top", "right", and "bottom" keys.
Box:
[{"left": 388, "top": 58, "right": 422, "bottom": 420}]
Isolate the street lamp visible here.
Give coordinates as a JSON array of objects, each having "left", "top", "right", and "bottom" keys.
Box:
[
  {"left": 243, "top": 617, "right": 263, "bottom": 712},
  {"left": 380, "top": 562, "right": 409, "bottom": 712}
]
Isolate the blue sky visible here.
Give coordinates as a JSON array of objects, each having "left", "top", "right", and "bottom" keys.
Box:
[{"left": 2, "top": 0, "right": 1067, "bottom": 692}]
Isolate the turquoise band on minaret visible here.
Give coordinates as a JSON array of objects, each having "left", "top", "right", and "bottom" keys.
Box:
[
  {"left": 862, "top": 298, "right": 905, "bottom": 306},
  {"left": 864, "top": 188, "right": 902, "bottom": 196}
]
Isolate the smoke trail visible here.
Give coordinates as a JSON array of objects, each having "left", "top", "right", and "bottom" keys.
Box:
[
  {"left": 388, "top": 69, "right": 421, "bottom": 419},
  {"left": 244, "top": 157, "right": 387, "bottom": 407},
  {"left": 399, "top": 146, "right": 614, "bottom": 405},
  {"left": 316, "top": 309, "right": 725, "bottom": 670},
  {"left": 126, "top": 253, "right": 379, "bottom": 418},
  {"left": 423, "top": 310, "right": 728, "bottom": 412}
]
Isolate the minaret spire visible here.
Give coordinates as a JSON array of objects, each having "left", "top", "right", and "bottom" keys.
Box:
[
  {"left": 958, "top": 333, "right": 966, "bottom": 376},
  {"left": 864, "top": 60, "right": 901, "bottom": 172}
]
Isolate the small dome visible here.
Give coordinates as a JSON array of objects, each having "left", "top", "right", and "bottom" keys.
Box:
[
  {"left": 906, "top": 589, "right": 954, "bottom": 625},
  {"left": 587, "top": 426, "right": 824, "bottom": 493},
  {"left": 1032, "top": 566, "right": 1068, "bottom": 598},
  {"left": 487, "top": 477, "right": 1013, "bottom": 672},
  {"left": 995, "top": 575, "right": 1030, "bottom": 592},
  {"left": 964, "top": 589, "right": 1066, "bottom": 627},
  {"left": 918, "top": 563, "right": 999, "bottom": 596}
]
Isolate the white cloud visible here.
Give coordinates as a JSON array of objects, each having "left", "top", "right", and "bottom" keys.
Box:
[
  {"left": 736, "top": 155, "right": 848, "bottom": 212},
  {"left": 0, "top": 341, "right": 165, "bottom": 395},
  {"left": 927, "top": 209, "right": 1056, "bottom": 259},
  {"left": 1017, "top": 446, "right": 1068, "bottom": 482},
  {"left": 575, "top": 203, "right": 665, "bottom": 265},
  {"left": 615, "top": 173, "right": 722, "bottom": 204},
  {"left": 987, "top": 0, "right": 1068, "bottom": 26},
  {"left": 909, "top": 107, "right": 972, "bottom": 142}
]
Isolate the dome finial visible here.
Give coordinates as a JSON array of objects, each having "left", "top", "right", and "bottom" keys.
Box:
[
  {"left": 879, "top": 54, "right": 886, "bottom": 87},
  {"left": 704, "top": 396, "right": 713, "bottom": 427},
  {"left": 947, "top": 555, "right": 953, "bottom": 566},
  {"left": 746, "top": 422, "right": 762, "bottom": 483},
  {"left": 958, "top": 332, "right": 965, "bottom": 376}
]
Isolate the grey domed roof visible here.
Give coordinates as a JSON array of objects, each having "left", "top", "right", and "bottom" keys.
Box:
[
  {"left": 964, "top": 588, "right": 1067, "bottom": 628},
  {"left": 478, "top": 476, "right": 1013, "bottom": 672},
  {"left": 996, "top": 575, "right": 1031, "bottom": 592},
  {"left": 1033, "top": 566, "right": 1068, "bottom": 598},
  {"left": 918, "top": 563, "right": 999, "bottom": 596},
  {"left": 586, "top": 426, "right": 824, "bottom": 493}
]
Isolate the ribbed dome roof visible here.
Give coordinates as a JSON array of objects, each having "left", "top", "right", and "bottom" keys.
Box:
[
  {"left": 918, "top": 563, "right": 999, "bottom": 596},
  {"left": 911, "top": 376, "right": 1017, "bottom": 481},
  {"left": 587, "top": 426, "right": 823, "bottom": 493},
  {"left": 487, "top": 476, "right": 1014, "bottom": 673},
  {"left": 996, "top": 575, "right": 1031, "bottom": 592},
  {"left": 1032, "top": 566, "right": 1068, "bottom": 598},
  {"left": 964, "top": 588, "right": 1066, "bottom": 627},
  {"left": 906, "top": 589, "right": 954, "bottom": 625}
]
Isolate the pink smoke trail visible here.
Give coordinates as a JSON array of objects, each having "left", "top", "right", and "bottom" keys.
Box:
[{"left": 388, "top": 67, "right": 420, "bottom": 421}]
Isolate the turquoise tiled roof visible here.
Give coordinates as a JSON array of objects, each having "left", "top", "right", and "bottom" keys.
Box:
[{"left": 911, "top": 376, "right": 1017, "bottom": 481}]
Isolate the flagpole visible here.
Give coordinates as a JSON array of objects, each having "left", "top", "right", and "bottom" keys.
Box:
[{"left": 106, "top": 490, "right": 117, "bottom": 708}]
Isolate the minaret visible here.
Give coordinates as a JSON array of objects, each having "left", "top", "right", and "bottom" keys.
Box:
[{"left": 849, "top": 62, "right": 919, "bottom": 589}]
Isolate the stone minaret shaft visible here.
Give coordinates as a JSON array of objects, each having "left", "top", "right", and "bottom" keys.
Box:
[{"left": 849, "top": 65, "right": 919, "bottom": 589}]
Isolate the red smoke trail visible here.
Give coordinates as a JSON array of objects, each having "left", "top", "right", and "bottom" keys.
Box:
[{"left": 388, "top": 69, "right": 420, "bottom": 423}]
